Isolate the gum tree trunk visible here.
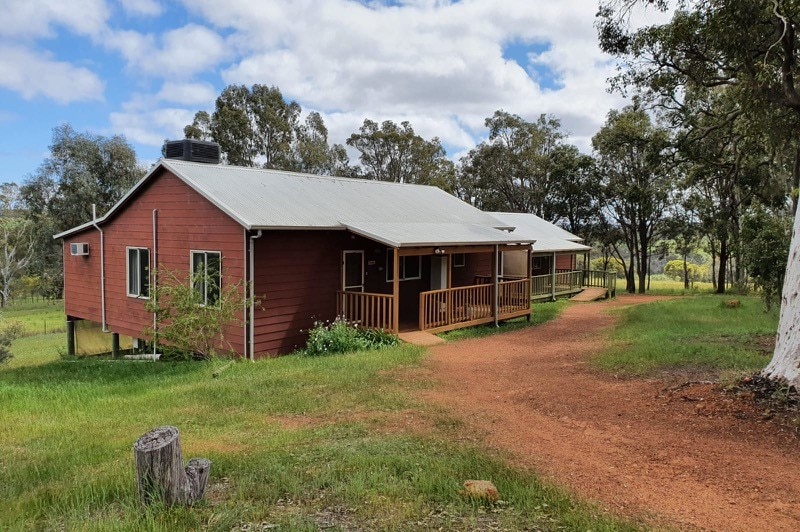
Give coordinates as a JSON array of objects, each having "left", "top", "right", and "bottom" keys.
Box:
[
  {"left": 765, "top": 204, "right": 800, "bottom": 388},
  {"left": 133, "top": 426, "right": 211, "bottom": 506}
]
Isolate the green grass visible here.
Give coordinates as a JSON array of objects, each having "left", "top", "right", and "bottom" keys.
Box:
[
  {"left": 439, "top": 300, "right": 569, "bottom": 341},
  {"left": 1, "top": 299, "right": 65, "bottom": 336},
  {"left": 629, "top": 278, "right": 716, "bottom": 295},
  {"left": 593, "top": 295, "right": 779, "bottom": 377},
  {"left": 1, "top": 319, "right": 634, "bottom": 530}
]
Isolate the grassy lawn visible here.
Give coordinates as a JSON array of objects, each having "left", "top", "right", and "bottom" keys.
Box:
[
  {"left": 633, "top": 278, "right": 716, "bottom": 296},
  {"left": 439, "top": 299, "right": 568, "bottom": 341},
  {"left": 593, "top": 295, "right": 779, "bottom": 378},
  {"left": 1, "top": 310, "right": 633, "bottom": 530},
  {"left": 2, "top": 299, "right": 66, "bottom": 336}
]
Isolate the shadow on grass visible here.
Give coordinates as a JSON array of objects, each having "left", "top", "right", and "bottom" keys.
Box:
[{"left": 0, "top": 357, "right": 208, "bottom": 388}]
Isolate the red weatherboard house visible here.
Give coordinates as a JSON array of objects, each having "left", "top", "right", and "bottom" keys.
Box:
[{"left": 56, "top": 141, "right": 534, "bottom": 359}]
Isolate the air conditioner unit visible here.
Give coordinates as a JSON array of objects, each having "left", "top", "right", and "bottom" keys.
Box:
[{"left": 70, "top": 243, "right": 89, "bottom": 256}]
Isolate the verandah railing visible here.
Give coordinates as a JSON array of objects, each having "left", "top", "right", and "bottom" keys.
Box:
[
  {"left": 419, "top": 279, "right": 531, "bottom": 333},
  {"left": 336, "top": 291, "right": 395, "bottom": 331},
  {"left": 531, "top": 270, "right": 617, "bottom": 300}
]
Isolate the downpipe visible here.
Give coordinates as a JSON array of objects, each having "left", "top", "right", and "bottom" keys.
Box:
[
  {"left": 91, "top": 204, "right": 107, "bottom": 332},
  {"left": 249, "top": 230, "right": 263, "bottom": 361}
]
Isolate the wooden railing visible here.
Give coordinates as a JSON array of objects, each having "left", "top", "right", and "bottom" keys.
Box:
[
  {"left": 531, "top": 270, "right": 618, "bottom": 300},
  {"left": 499, "top": 278, "right": 531, "bottom": 313},
  {"left": 336, "top": 291, "right": 394, "bottom": 331},
  {"left": 420, "top": 283, "right": 492, "bottom": 331},
  {"left": 583, "top": 270, "right": 609, "bottom": 288},
  {"left": 419, "top": 279, "right": 531, "bottom": 333},
  {"left": 555, "top": 270, "right": 582, "bottom": 290}
]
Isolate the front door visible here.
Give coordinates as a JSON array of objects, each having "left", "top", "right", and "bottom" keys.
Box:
[{"left": 342, "top": 250, "right": 364, "bottom": 292}]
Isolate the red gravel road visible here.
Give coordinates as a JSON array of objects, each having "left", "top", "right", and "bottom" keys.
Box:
[{"left": 422, "top": 295, "right": 800, "bottom": 531}]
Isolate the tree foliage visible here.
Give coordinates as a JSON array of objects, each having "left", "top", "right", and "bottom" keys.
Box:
[
  {"left": 19, "top": 124, "right": 144, "bottom": 300},
  {"left": 145, "top": 268, "right": 251, "bottom": 360},
  {"left": 593, "top": 105, "right": 674, "bottom": 293},
  {"left": 346, "top": 119, "right": 456, "bottom": 190},
  {"left": 459, "top": 111, "right": 573, "bottom": 217},
  {"left": 185, "top": 84, "right": 355, "bottom": 175},
  {"left": 741, "top": 204, "right": 792, "bottom": 311},
  {"left": 0, "top": 218, "right": 35, "bottom": 307}
]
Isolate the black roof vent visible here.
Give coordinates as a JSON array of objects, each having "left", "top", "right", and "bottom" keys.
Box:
[{"left": 164, "top": 139, "right": 221, "bottom": 164}]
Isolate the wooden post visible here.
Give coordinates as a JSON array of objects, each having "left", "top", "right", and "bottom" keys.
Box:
[
  {"left": 66, "top": 318, "right": 75, "bottom": 357},
  {"left": 112, "top": 333, "right": 120, "bottom": 357},
  {"left": 493, "top": 245, "right": 499, "bottom": 327},
  {"left": 551, "top": 252, "right": 557, "bottom": 301},
  {"left": 392, "top": 248, "right": 400, "bottom": 333},
  {"left": 133, "top": 426, "right": 211, "bottom": 507},
  {"left": 526, "top": 247, "right": 532, "bottom": 321}
]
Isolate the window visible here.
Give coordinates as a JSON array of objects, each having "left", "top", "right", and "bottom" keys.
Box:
[
  {"left": 127, "top": 247, "right": 150, "bottom": 298},
  {"left": 191, "top": 251, "right": 221, "bottom": 306},
  {"left": 452, "top": 253, "right": 466, "bottom": 268},
  {"left": 385, "top": 250, "right": 422, "bottom": 281}
]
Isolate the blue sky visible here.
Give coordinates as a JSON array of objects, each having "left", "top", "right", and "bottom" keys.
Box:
[{"left": 0, "top": 0, "right": 639, "bottom": 183}]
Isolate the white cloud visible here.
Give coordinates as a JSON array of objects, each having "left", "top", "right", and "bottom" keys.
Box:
[
  {"left": 117, "top": 0, "right": 163, "bottom": 17},
  {"left": 155, "top": 81, "right": 217, "bottom": 106},
  {"left": 177, "top": 0, "right": 629, "bottom": 154},
  {"left": 0, "top": 0, "right": 109, "bottom": 39},
  {"left": 110, "top": 102, "right": 197, "bottom": 146},
  {"left": 106, "top": 24, "right": 228, "bottom": 79},
  {"left": 0, "top": 45, "right": 104, "bottom": 103}
]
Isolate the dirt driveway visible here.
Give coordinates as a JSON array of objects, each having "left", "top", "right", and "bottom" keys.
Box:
[{"left": 422, "top": 295, "right": 800, "bottom": 531}]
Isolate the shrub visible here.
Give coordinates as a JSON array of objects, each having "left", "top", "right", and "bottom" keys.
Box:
[
  {"left": 145, "top": 268, "right": 255, "bottom": 360},
  {"left": 304, "top": 316, "right": 398, "bottom": 356},
  {"left": 663, "top": 259, "right": 710, "bottom": 284},
  {"left": 0, "top": 319, "right": 24, "bottom": 364}
]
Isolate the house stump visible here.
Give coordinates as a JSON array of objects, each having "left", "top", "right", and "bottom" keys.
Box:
[{"left": 133, "top": 426, "right": 211, "bottom": 506}]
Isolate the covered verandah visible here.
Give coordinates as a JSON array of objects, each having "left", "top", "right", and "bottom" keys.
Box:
[{"left": 335, "top": 222, "right": 534, "bottom": 334}]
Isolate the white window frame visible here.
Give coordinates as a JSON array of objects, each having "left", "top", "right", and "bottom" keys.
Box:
[
  {"left": 190, "top": 250, "right": 222, "bottom": 307},
  {"left": 385, "top": 250, "right": 422, "bottom": 282},
  {"left": 126, "top": 247, "right": 150, "bottom": 299},
  {"left": 343, "top": 250, "right": 365, "bottom": 292},
  {"left": 452, "top": 253, "right": 466, "bottom": 268}
]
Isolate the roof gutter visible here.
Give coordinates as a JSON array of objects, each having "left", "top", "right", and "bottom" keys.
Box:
[{"left": 91, "top": 204, "right": 107, "bottom": 332}]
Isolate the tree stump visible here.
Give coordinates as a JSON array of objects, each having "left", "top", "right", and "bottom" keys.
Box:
[{"left": 133, "top": 426, "right": 211, "bottom": 506}]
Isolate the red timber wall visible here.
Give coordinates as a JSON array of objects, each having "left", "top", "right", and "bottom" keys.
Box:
[
  {"left": 556, "top": 253, "right": 577, "bottom": 270},
  {"left": 251, "top": 232, "right": 427, "bottom": 356},
  {"left": 63, "top": 169, "right": 246, "bottom": 355}
]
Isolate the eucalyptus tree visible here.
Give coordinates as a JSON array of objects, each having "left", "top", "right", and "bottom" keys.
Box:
[
  {"left": 596, "top": 0, "right": 800, "bottom": 384},
  {"left": 346, "top": 119, "right": 456, "bottom": 191},
  {"left": 294, "top": 112, "right": 355, "bottom": 176},
  {"left": 676, "top": 88, "right": 785, "bottom": 292},
  {"left": 593, "top": 105, "right": 673, "bottom": 294},
  {"left": 548, "top": 144, "right": 602, "bottom": 238},
  {"left": 20, "top": 124, "right": 144, "bottom": 298},
  {"left": 458, "top": 111, "right": 565, "bottom": 218},
  {"left": 185, "top": 84, "right": 299, "bottom": 168},
  {"left": 597, "top": 0, "right": 800, "bottom": 206}
]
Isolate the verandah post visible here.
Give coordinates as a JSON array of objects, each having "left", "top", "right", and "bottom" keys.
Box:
[
  {"left": 392, "top": 247, "right": 400, "bottom": 333},
  {"left": 493, "top": 245, "right": 499, "bottom": 327},
  {"left": 551, "top": 252, "right": 557, "bottom": 301}
]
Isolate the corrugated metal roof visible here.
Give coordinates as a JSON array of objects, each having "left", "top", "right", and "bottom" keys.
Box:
[
  {"left": 168, "top": 160, "right": 513, "bottom": 230},
  {"left": 489, "top": 212, "right": 584, "bottom": 242},
  {"left": 344, "top": 222, "right": 535, "bottom": 248},
  {"left": 529, "top": 238, "right": 591, "bottom": 254},
  {"left": 55, "top": 160, "right": 527, "bottom": 248},
  {"left": 489, "top": 212, "right": 591, "bottom": 253}
]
